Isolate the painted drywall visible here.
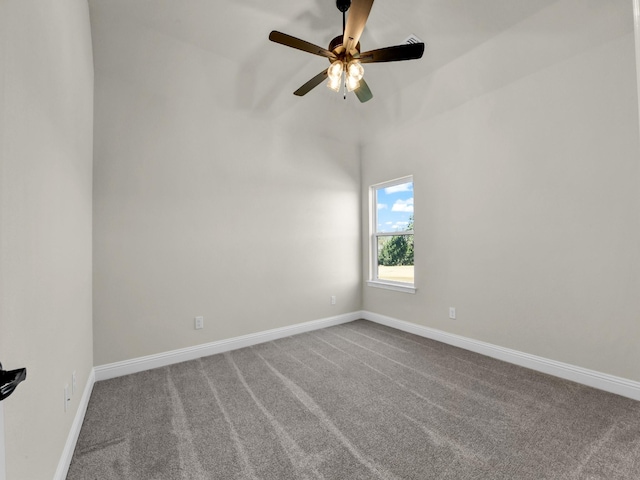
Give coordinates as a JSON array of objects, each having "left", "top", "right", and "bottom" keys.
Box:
[
  {"left": 362, "top": 0, "right": 640, "bottom": 382},
  {"left": 0, "top": 403, "right": 5, "bottom": 480},
  {"left": 90, "top": 1, "right": 361, "bottom": 365},
  {"left": 0, "top": 1, "right": 94, "bottom": 479}
]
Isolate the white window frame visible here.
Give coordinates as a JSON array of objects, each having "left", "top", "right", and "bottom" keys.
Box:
[{"left": 367, "top": 176, "right": 416, "bottom": 294}]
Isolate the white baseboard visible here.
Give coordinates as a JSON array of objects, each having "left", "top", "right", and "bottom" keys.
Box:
[
  {"left": 94, "top": 309, "right": 640, "bottom": 398},
  {"left": 53, "top": 369, "right": 96, "bottom": 480},
  {"left": 361, "top": 311, "right": 640, "bottom": 402},
  {"left": 95, "top": 312, "right": 361, "bottom": 381}
]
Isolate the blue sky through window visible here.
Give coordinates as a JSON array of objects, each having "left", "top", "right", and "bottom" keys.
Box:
[{"left": 376, "top": 181, "right": 414, "bottom": 233}]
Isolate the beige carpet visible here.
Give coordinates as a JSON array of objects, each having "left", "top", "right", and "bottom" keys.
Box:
[{"left": 67, "top": 320, "right": 640, "bottom": 479}]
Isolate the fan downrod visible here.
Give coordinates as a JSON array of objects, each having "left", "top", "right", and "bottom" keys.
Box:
[{"left": 336, "top": 0, "right": 351, "bottom": 13}]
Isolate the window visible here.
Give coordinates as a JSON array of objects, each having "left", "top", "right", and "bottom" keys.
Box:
[{"left": 368, "top": 176, "right": 415, "bottom": 293}]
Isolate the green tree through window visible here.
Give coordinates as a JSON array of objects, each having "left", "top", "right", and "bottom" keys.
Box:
[{"left": 378, "top": 215, "right": 414, "bottom": 266}]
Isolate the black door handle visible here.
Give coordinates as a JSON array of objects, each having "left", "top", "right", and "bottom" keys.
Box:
[{"left": 0, "top": 362, "right": 27, "bottom": 401}]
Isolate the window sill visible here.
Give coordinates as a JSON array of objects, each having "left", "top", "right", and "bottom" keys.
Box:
[{"left": 367, "top": 281, "right": 416, "bottom": 294}]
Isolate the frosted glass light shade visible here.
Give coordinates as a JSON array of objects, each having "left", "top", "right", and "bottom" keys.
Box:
[
  {"left": 327, "top": 76, "right": 341, "bottom": 92},
  {"left": 346, "top": 74, "right": 360, "bottom": 92},
  {"left": 347, "top": 60, "right": 364, "bottom": 81},
  {"left": 327, "top": 61, "right": 344, "bottom": 81}
]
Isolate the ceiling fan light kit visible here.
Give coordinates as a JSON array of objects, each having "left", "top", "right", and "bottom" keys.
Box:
[{"left": 268, "top": 0, "right": 425, "bottom": 103}]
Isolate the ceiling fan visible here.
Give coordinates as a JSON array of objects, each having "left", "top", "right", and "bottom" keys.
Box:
[{"left": 269, "top": 0, "right": 425, "bottom": 103}]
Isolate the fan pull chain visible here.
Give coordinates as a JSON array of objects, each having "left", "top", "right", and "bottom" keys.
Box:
[{"left": 343, "top": 72, "right": 347, "bottom": 100}]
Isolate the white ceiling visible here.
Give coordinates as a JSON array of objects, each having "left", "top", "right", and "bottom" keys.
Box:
[{"left": 88, "top": 0, "right": 631, "bottom": 139}]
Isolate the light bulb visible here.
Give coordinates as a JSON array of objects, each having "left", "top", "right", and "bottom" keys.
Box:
[
  {"left": 327, "top": 76, "right": 341, "bottom": 92},
  {"left": 346, "top": 74, "right": 360, "bottom": 92},
  {"left": 327, "top": 61, "right": 344, "bottom": 82},
  {"left": 347, "top": 60, "right": 364, "bottom": 81}
]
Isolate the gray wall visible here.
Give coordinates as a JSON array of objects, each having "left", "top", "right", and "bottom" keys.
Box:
[
  {"left": 362, "top": 0, "right": 640, "bottom": 382},
  {"left": 0, "top": 1, "right": 94, "bottom": 479},
  {"left": 89, "top": 1, "right": 362, "bottom": 365}
]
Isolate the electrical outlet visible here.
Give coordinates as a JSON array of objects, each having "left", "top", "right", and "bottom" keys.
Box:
[
  {"left": 195, "top": 316, "right": 204, "bottom": 330},
  {"left": 64, "top": 385, "right": 71, "bottom": 412},
  {"left": 331, "top": 295, "right": 337, "bottom": 305},
  {"left": 449, "top": 307, "right": 456, "bottom": 320},
  {"left": 72, "top": 371, "right": 77, "bottom": 394}
]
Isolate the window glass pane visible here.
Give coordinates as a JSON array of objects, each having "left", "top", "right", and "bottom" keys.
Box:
[
  {"left": 377, "top": 234, "right": 414, "bottom": 283},
  {"left": 376, "top": 181, "right": 413, "bottom": 233}
]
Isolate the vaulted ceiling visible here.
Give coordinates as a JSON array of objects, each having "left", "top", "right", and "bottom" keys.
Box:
[{"left": 89, "top": 0, "right": 632, "bottom": 140}]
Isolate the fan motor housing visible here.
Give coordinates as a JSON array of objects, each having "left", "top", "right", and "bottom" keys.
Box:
[{"left": 328, "top": 35, "right": 360, "bottom": 57}]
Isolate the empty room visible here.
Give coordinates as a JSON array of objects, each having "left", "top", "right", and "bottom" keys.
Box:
[{"left": 1, "top": 0, "right": 640, "bottom": 478}]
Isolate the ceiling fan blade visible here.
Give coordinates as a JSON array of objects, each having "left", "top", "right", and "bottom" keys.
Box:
[
  {"left": 294, "top": 69, "right": 329, "bottom": 96},
  {"left": 354, "top": 78, "right": 373, "bottom": 103},
  {"left": 343, "top": 0, "right": 374, "bottom": 53},
  {"left": 359, "top": 43, "right": 425, "bottom": 63},
  {"left": 269, "top": 31, "right": 336, "bottom": 60}
]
